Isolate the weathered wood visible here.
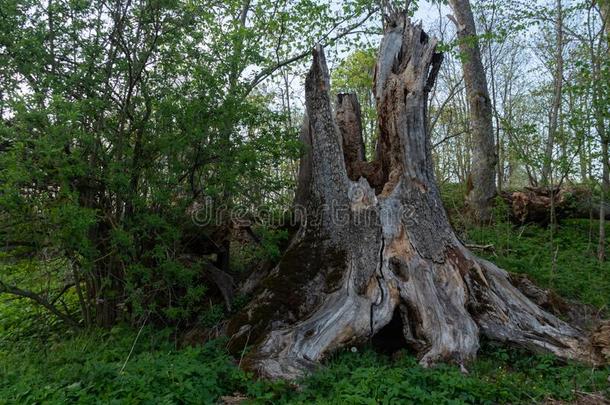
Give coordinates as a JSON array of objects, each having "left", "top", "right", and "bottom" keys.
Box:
[
  {"left": 335, "top": 93, "right": 385, "bottom": 192},
  {"left": 226, "top": 14, "right": 604, "bottom": 380},
  {"left": 501, "top": 186, "right": 610, "bottom": 224},
  {"left": 336, "top": 93, "right": 366, "bottom": 169},
  {"left": 293, "top": 114, "right": 312, "bottom": 222}
]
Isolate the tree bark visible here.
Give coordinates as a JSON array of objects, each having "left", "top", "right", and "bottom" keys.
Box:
[
  {"left": 226, "top": 14, "right": 601, "bottom": 380},
  {"left": 336, "top": 92, "right": 384, "bottom": 192},
  {"left": 600, "top": 0, "right": 609, "bottom": 40},
  {"left": 542, "top": 0, "right": 564, "bottom": 186},
  {"left": 596, "top": 0, "right": 610, "bottom": 261},
  {"left": 599, "top": 138, "right": 609, "bottom": 261},
  {"left": 293, "top": 114, "right": 312, "bottom": 223},
  {"left": 448, "top": 0, "right": 497, "bottom": 224}
]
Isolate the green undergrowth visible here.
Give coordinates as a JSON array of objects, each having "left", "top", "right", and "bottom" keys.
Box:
[
  {"left": 440, "top": 183, "right": 610, "bottom": 308},
  {"left": 0, "top": 328, "right": 607, "bottom": 404},
  {"left": 466, "top": 214, "right": 610, "bottom": 309},
  {"left": 1, "top": 185, "right": 609, "bottom": 404},
  {"left": 0, "top": 328, "right": 246, "bottom": 404}
]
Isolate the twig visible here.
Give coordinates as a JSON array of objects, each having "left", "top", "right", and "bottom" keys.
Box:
[
  {"left": 119, "top": 314, "right": 149, "bottom": 374},
  {"left": 0, "top": 280, "right": 79, "bottom": 328},
  {"left": 238, "top": 329, "right": 252, "bottom": 369},
  {"left": 465, "top": 243, "right": 495, "bottom": 252},
  {"left": 246, "top": 7, "right": 379, "bottom": 92},
  {"left": 465, "top": 243, "right": 499, "bottom": 256}
]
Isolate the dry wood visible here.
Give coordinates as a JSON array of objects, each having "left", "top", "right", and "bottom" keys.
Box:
[
  {"left": 225, "top": 14, "right": 604, "bottom": 380},
  {"left": 501, "top": 186, "right": 610, "bottom": 224}
]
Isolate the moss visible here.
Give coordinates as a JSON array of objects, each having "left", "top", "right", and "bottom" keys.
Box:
[
  {"left": 266, "top": 232, "right": 346, "bottom": 311},
  {"left": 226, "top": 230, "right": 347, "bottom": 354}
]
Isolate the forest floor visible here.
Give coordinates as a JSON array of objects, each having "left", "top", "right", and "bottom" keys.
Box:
[{"left": 1, "top": 188, "right": 609, "bottom": 404}]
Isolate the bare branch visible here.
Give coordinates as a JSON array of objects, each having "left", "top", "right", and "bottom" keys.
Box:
[
  {"left": 0, "top": 280, "right": 79, "bottom": 328},
  {"left": 245, "top": 8, "right": 379, "bottom": 93}
]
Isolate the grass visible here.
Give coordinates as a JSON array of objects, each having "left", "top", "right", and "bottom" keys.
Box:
[
  {"left": 0, "top": 328, "right": 607, "bottom": 404},
  {"left": 467, "top": 218, "right": 610, "bottom": 308},
  {"left": 442, "top": 182, "right": 610, "bottom": 308},
  {"left": 0, "top": 328, "right": 248, "bottom": 404}
]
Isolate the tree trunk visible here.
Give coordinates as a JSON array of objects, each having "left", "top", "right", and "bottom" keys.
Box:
[
  {"left": 597, "top": 0, "right": 609, "bottom": 261},
  {"left": 226, "top": 14, "right": 601, "bottom": 380},
  {"left": 542, "top": 0, "right": 564, "bottom": 186},
  {"left": 599, "top": 138, "right": 609, "bottom": 261},
  {"left": 600, "top": 0, "right": 609, "bottom": 41},
  {"left": 448, "top": 0, "right": 497, "bottom": 224}
]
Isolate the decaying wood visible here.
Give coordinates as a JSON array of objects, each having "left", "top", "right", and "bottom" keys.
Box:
[
  {"left": 336, "top": 93, "right": 366, "bottom": 171},
  {"left": 592, "top": 322, "right": 610, "bottom": 363},
  {"left": 501, "top": 186, "right": 610, "bottom": 224},
  {"left": 225, "top": 14, "right": 605, "bottom": 380},
  {"left": 336, "top": 93, "right": 384, "bottom": 192},
  {"left": 293, "top": 114, "right": 312, "bottom": 218}
]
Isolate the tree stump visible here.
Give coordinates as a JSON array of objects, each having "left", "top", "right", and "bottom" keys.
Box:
[{"left": 226, "top": 13, "right": 601, "bottom": 380}]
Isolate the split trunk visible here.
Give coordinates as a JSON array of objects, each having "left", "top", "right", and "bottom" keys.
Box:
[{"left": 226, "top": 14, "right": 602, "bottom": 380}]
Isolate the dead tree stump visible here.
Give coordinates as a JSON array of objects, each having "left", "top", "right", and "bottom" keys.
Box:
[{"left": 226, "top": 13, "right": 602, "bottom": 380}]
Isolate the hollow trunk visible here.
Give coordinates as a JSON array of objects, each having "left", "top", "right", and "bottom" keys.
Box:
[{"left": 226, "top": 14, "right": 601, "bottom": 380}]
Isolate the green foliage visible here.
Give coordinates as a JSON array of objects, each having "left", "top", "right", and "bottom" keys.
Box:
[
  {"left": 331, "top": 48, "right": 377, "bottom": 159},
  {"left": 197, "top": 304, "right": 225, "bottom": 328},
  {"left": 0, "top": 1, "right": 608, "bottom": 402},
  {"left": 0, "top": 330, "right": 607, "bottom": 404},
  {"left": 467, "top": 217, "right": 610, "bottom": 308},
  {"left": 0, "top": 329, "right": 249, "bottom": 404},
  {"left": 231, "top": 226, "right": 290, "bottom": 273},
  {"left": 2, "top": 212, "right": 609, "bottom": 404},
  {"left": 439, "top": 184, "right": 610, "bottom": 308},
  {"left": 0, "top": 0, "right": 377, "bottom": 328},
  {"left": 267, "top": 346, "right": 608, "bottom": 404}
]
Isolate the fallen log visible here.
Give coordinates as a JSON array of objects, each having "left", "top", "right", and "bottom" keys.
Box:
[{"left": 501, "top": 186, "right": 610, "bottom": 225}]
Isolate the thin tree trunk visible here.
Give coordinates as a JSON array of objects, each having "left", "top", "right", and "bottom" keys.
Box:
[
  {"left": 599, "top": 138, "right": 608, "bottom": 261},
  {"left": 600, "top": 0, "right": 609, "bottom": 40},
  {"left": 542, "top": 0, "right": 564, "bottom": 186},
  {"left": 485, "top": 0, "right": 503, "bottom": 193},
  {"left": 448, "top": 0, "right": 497, "bottom": 224},
  {"left": 593, "top": 0, "right": 609, "bottom": 261}
]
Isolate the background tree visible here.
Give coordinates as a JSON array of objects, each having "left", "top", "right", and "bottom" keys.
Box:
[{"left": 448, "top": 0, "right": 497, "bottom": 224}]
